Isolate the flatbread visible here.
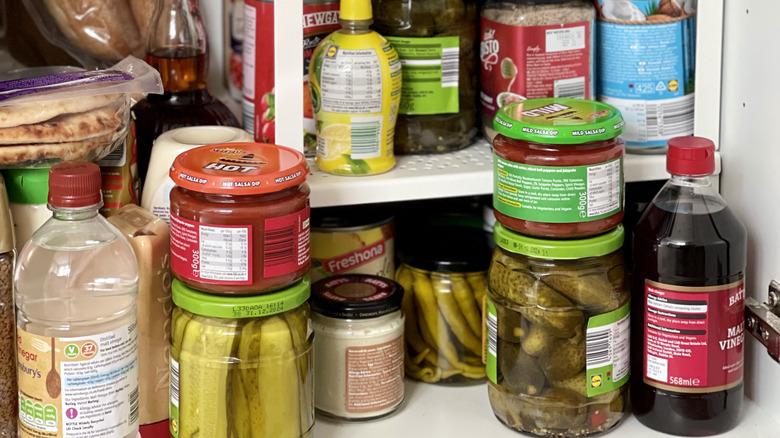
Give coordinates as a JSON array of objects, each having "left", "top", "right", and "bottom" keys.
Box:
[
  {"left": 0, "top": 94, "right": 120, "bottom": 129},
  {"left": 0, "top": 106, "right": 122, "bottom": 145},
  {"left": 0, "top": 132, "right": 120, "bottom": 168}
]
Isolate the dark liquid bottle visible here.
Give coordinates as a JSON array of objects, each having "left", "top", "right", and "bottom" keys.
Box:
[
  {"left": 631, "top": 137, "right": 746, "bottom": 436},
  {"left": 132, "top": 0, "right": 240, "bottom": 192}
]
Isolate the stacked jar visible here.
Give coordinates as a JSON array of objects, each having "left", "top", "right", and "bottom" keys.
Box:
[
  {"left": 486, "top": 98, "right": 630, "bottom": 437},
  {"left": 166, "top": 142, "right": 315, "bottom": 437}
]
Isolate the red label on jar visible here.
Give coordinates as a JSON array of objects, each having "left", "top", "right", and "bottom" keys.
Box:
[
  {"left": 263, "top": 206, "right": 312, "bottom": 278},
  {"left": 480, "top": 18, "right": 592, "bottom": 122},
  {"left": 170, "top": 213, "right": 253, "bottom": 285},
  {"left": 643, "top": 279, "right": 745, "bottom": 393}
]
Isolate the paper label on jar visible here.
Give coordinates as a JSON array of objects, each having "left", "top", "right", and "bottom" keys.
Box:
[
  {"left": 493, "top": 156, "right": 622, "bottom": 224},
  {"left": 486, "top": 297, "right": 498, "bottom": 384},
  {"left": 480, "top": 18, "right": 592, "bottom": 122},
  {"left": 263, "top": 207, "right": 312, "bottom": 278},
  {"left": 17, "top": 324, "right": 139, "bottom": 438},
  {"left": 345, "top": 336, "right": 404, "bottom": 414},
  {"left": 642, "top": 280, "right": 744, "bottom": 393},
  {"left": 386, "top": 36, "right": 459, "bottom": 115},
  {"left": 586, "top": 302, "right": 630, "bottom": 397},
  {"left": 310, "top": 221, "right": 395, "bottom": 283}
]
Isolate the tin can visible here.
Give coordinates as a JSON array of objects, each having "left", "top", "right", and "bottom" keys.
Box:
[
  {"left": 310, "top": 206, "right": 395, "bottom": 283},
  {"left": 594, "top": 0, "right": 696, "bottom": 153},
  {"left": 243, "top": 0, "right": 340, "bottom": 153}
]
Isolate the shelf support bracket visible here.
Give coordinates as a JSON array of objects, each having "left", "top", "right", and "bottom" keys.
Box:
[{"left": 745, "top": 280, "right": 780, "bottom": 362}]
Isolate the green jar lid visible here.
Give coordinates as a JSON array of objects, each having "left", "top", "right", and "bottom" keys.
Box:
[
  {"left": 2, "top": 168, "right": 49, "bottom": 204},
  {"left": 493, "top": 98, "right": 625, "bottom": 144},
  {"left": 494, "top": 222, "right": 624, "bottom": 260},
  {"left": 172, "top": 277, "right": 311, "bottom": 319}
]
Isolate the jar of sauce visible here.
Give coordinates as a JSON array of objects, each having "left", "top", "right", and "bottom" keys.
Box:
[
  {"left": 169, "top": 142, "right": 311, "bottom": 295},
  {"left": 492, "top": 98, "right": 625, "bottom": 238}
]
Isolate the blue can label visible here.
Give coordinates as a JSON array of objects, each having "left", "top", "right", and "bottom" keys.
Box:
[{"left": 595, "top": 1, "right": 696, "bottom": 147}]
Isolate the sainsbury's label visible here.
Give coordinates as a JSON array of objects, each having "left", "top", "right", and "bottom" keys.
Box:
[{"left": 643, "top": 279, "right": 745, "bottom": 392}]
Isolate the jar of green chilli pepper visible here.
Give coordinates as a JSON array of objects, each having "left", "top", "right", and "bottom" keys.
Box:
[{"left": 371, "top": 0, "right": 480, "bottom": 154}]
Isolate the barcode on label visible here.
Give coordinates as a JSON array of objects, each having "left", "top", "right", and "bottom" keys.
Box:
[
  {"left": 586, "top": 328, "right": 612, "bottom": 369},
  {"left": 170, "top": 358, "right": 180, "bottom": 408},
  {"left": 243, "top": 101, "right": 255, "bottom": 136},
  {"left": 265, "top": 226, "right": 295, "bottom": 267},
  {"left": 350, "top": 116, "right": 382, "bottom": 159},
  {"left": 129, "top": 386, "right": 140, "bottom": 425},
  {"left": 646, "top": 94, "right": 695, "bottom": 139},
  {"left": 441, "top": 47, "right": 459, "bottom": 88},
  {"left": 554, "top": 77, "right": 586, "bottom": 99},
  {"left": 487, "top": 311, "right": 498, "bottom": 358}
]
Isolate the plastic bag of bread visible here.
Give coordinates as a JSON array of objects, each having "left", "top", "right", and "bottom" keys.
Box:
[
  {"left": 0, "top": 56, "right": 162, "bottom": 169},
  {"left": 21, "top": 0, "right": 157, "bottom": 68}
]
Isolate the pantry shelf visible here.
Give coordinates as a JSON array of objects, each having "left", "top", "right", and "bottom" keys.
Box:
[
  {"left": 314, "top": 380, "right": 778, "bottom": 438},
  {"left": 307, "top": 139, "right": 722, "bottom": 208}
]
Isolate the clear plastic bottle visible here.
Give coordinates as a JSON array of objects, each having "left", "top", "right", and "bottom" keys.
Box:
[
  {"left": 631, "top": 136, "right": 746, "bottom": 435},
  {"left": 14, "top": 162, "right": 140, "bottom": 438}
]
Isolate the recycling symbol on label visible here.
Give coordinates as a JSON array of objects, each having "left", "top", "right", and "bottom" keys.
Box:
[{"left": 656, "top": 81, "right": 667, "bottom": 92}]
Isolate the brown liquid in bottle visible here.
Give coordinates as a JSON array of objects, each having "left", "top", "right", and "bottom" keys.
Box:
[{"left": 631, "top": 192, "right": 746, "bottom": 436}]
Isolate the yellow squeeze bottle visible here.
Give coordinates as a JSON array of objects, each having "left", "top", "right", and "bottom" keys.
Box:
[{"left": 309, "top": 0, "right": 402, "bottom": 175}]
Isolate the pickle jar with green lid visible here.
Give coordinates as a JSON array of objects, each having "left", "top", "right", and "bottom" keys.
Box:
[
  {"left": 396, "top": 225, "right": 492, "bottom": 384},
  {"left": 486, "top": 223, "right": 629, "bottom": 437},
  {"left": 371, "top": 0, "right": 480, "bottom": 154},
  {"left": 170, "top": 277, "right": 314, "bottom": 438}
]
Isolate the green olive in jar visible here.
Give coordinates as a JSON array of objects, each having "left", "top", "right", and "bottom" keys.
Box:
[{"left": 371, "top": 0, "right": 479, "bottom": 154}]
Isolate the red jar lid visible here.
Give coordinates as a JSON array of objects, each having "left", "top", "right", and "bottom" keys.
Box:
[{"left": 170, "top": 142, "right": 309, "bottom": 195}]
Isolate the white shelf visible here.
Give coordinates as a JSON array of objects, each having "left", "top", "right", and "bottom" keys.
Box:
[
  {"left": 314, "top": 380, "right": 778, "bottom": 438},
  {"left": 308, "top": 139, "right": 721, "bottom": 208}
]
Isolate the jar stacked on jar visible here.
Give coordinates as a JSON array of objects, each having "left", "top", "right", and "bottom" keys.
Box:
[
  {"left": 486, "top": 98, "right": 630, "bottom": 437},
  {"left": 166, "top": 142, "right": 315, "bottom": 437}
]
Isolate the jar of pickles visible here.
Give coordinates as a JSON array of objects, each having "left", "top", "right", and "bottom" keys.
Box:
[
  {"left": 371, "top": 0, "right": 480, "bottom": 154},
  {"left": 396, "top": 225, "right": 492, "bottom": 384},
  {"left": 170, "top": 277, "right": 314, "bottom": 437},
  {"left": 486, "top": 222, "right": 628, "bottom": 437}
]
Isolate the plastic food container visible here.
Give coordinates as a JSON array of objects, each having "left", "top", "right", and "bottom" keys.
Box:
[
  {"left": 486, "top": 222, "right": 629, "bottom": 437},
  {"left": 372, "top": 0, "right": 480, "bottom": 154},
  {"left": 396, "top": 225, "right": 492, "bottom": 385},
  {"left": 2, "top": 168, "right": 50, "bottom": 252},
  {"left": 170, "top": 277, "right": 314, "bottom": 437},
  {"left": 310, "top": 275, "right": 405, "bottom": 420},
  {"left": 492, "top": 98, "right": 625, "bottom": 238},
  {"left": 168, "top": 142, "right": 311, "bottom": 295}
]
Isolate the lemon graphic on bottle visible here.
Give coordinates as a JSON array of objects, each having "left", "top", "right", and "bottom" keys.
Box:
[{"left": 309, "top": 0, "right": 402, "bottom": 175}]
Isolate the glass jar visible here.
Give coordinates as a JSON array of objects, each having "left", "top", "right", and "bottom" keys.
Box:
[
  {"left": 0, "top": 174, "right": 15, "bottom": 436},
  {"left": 371, "top": 0, "right": 480, "bottom": 154},
  {"left": 486, "top": 222, "right": 629, "bottom": 437},
  {"left": 170, "top": 277, "right": 314, "bottom": 437},
  {"left": 309, "top": 275, "right": 405, "bottom": 420},
  {"left": 396, "top": 225, "right": 492, "bottom": 384},
  {"left": 492, "top": 98, "right": 625, "bottom": 238},
  {"left": 480, "top": 0, "right": 596, "bottom": 141},
  {"left": 168, "top": 142, "right": 311, "bottom": 295}
]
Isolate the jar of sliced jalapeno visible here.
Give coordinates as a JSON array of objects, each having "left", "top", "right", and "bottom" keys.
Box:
[{"left": 371, "top": 0, "right": 480, "bottom": 154}]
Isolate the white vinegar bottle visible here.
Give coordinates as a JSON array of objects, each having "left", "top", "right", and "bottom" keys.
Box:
[{"left": 14, "top": 162, "right": 140, "bottom": 438}]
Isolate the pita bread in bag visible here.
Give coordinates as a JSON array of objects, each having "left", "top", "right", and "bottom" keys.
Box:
[
  {"left": 0, "top": 106, "right": 122, "bottom": 144},
  {"left": 0, "top": 131, "right": 121, "bottom": 167},
  {"left": 0, "top": 94, "right": 120, "bottom": 129}
]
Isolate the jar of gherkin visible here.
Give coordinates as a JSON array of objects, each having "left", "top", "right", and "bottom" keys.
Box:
[
  {"left": 371, "top": 0, "right": 479, "bottom": 154},
  {"left": 486, "top": 223, "right": 628, "bottom": 437},
  {"left": 170, "top": 277, "right": 314, "bottom": 437}
]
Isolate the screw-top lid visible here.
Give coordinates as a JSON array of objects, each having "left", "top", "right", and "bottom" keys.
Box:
[
  {"left": 2, "top": 168, "right": 49, "bottom": 204},
  {"left": 666, "top": 136, "right": 716, "bottom": 176},
  {"left": 494, "top": 222, "right": 624, "bottom": 259},
  {"left": 494, "top": 98, "right": 625, "bottom": 144},
  {"left": 170, "top": 142, "right": 309, "bottom": 195},
  {"left": 172, "top": 277, "right": 311, "bottom": 319},
  {"left": 340, "top": 0, "right": 372, "bottom": 21},
  {"left": 310, "top": 275, "right": 403, "bottom": 319},
  {"left": 398, "top": 225, "right": 492, "bottom": 273},
  {"left": 48, "top": 162, "right": 102, "bottom": 208}
]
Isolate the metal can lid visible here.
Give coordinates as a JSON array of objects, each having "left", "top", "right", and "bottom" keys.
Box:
[
  {"left": 398, "top": 225, "right": 492, "bottom": 273},
  {"left": 493, "top": 98, "right": 625, "bottom": 144},
  {"left": 494, "top": 222, "right": 624, "bottom": 260},
  {"left": 310, "top": 274, "right": 403, "bottom": 319},
  {"left": 172, "top": 277, "right": 311, "bottom": 319},
  {"left": 170, "top": 142, "right": 309, "bottom": 195}
]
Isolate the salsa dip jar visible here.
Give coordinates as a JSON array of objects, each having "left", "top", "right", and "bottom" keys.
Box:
[
  {"left": 492, "top": 98, "right": 625, "bottom": 238},
  {"left": 169, "top": 142, "right": 311, "bottom": 295},
  {"left": 310, "top": 274, "right": 405, "bottom": 420}
]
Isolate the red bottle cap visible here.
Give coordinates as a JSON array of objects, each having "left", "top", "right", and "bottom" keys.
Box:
[
  {"left": 666, "top": 136, "right": 716, "bottom": 176},
  {"left": 48, "top": 162, "right": 102, "bottom": 208}
]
